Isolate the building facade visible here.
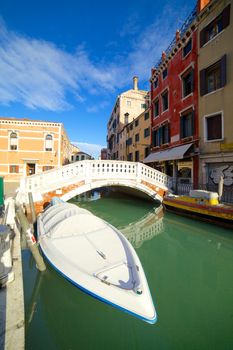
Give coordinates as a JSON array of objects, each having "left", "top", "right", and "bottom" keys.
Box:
[
  {"left": 198, "top": 0, "right": 233, "bottom": 191},
  {"left": 71, "top": 151, "right": 93, "bottom": 162},
  {"left": 107, "top": 77, "right": 149, "bottom": 160},
  {"left": 145, "top": 7, "right": 199, "bottom": 188},
  {"left": 0, "top": 117, "right": 75, "bottom": 182},
  {"left": 123, "top": 101, "right": 151, "bottom": 162},
  {"left": 100, "top": 148, "right": 107, "bottom": 160}
]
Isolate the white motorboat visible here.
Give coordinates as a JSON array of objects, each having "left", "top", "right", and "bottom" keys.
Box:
[{"left": 37, "top": 200, "right": 157, "bottom": 324}]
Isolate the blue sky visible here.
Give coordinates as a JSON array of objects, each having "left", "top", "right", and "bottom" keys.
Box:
[{"left": 0, "top": 0, "right": 195, "bottom": 158}]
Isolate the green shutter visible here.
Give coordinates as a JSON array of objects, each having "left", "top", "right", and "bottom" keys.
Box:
[
  {"left": 191, "top": 110, "right": 195, "bottom": 136},
  {"left": 220, "top": 54, "right": 227, "bottom": 88},
  {"left": 200, "top": 68, "right": 206, "bottom": 96},
  {"left": 222, "top": 4, "right": 231, "bottom": 29}
]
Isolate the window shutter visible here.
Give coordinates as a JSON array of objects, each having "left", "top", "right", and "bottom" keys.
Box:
[
  {"left": 180, "top": 116, "right": 184, "bottom": 139},
  {"left": 158, "top": 128, "right": 161, "bottom": 146},
  {"left": 220, "top": 54, "right": 227, "bottom": 88},
  {"left": 200, "top": 28, "right": 206, "bottom": 47},
  {"left": 200, "top": 68, "right": 206, "bottom": 96},
  {"left": 191, "top": 110, "right": 195, "bottom": 136},
  {"left": 191, "top": 69, "right": 194, "bottom": 93},
  {"left": 222, "top": 4, "right": 231, "bottom": 29}
]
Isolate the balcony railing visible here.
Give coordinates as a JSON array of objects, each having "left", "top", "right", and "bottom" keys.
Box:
[{"left": 154, "top": 5, "right": 197, "bottom": 69}]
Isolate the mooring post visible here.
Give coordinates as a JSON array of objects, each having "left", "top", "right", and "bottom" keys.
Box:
[
  {"left": 16, "top": 206, "right": 46, "bottom": 272},
  {"left": 28, "top": 192, "right": 37, "bottom": 224}
]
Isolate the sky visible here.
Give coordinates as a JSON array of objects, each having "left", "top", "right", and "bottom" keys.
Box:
[{"left": 0, "top": 0, "right": 195, "bottom": 158}]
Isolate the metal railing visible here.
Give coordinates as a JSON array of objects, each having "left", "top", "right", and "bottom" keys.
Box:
[
  {"left": 154, "top": 4, "right": 197, "bottom": 69},
  {"left": 171, "top": 181, "right": 233, "bottom": 204}
]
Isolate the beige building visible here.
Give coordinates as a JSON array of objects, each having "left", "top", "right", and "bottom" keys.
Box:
[
  {"left": 107, "top": 77, "right": 149, "bottom": 160},
  {"left": 123, "top": 104, "right": 151, "bottom": 162},
  {"left": 0, "top": 117, "right": 78, "bottom": 182},
  {"left": 198, "top": 0, "right": 233, "bottom": 188}
]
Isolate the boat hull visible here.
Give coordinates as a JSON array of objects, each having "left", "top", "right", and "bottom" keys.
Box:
[
  {"left": 163, "top": 197, "right": 233, "bottom": 229},
  {"left": 37, "top": 202, "right": 157, "bottom": 324}
]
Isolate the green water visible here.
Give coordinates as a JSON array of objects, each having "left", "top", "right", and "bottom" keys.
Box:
[{"left": 24, "top": 191, "right": 233, "bottom": 350}]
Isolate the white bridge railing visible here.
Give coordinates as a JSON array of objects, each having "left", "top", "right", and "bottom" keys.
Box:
[{"left": 17, "top": 160, "right": 171, "bottom": 201}]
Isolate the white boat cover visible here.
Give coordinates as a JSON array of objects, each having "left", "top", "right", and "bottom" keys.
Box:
[{"left": 37, "top": 202, "right": 156, "bottom": 323}]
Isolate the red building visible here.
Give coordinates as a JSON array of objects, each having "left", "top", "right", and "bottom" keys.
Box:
[
  {"left": 144, "top": 7, "right": 199, "bottom": 189},
  {"left": 100, "top": 148, "right": 108, "bottom": 160}
]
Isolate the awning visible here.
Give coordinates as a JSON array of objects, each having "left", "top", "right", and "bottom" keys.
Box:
[{"left": 143, "top": 143, "right": 193, "bottom": 163}]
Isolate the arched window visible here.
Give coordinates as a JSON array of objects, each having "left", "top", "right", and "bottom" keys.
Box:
[
  {"left": 10, "top": 132, "right": 18, "bottom": 150},
  {"left": 45, "top": 134, "right": 53, "bottom": 151}
]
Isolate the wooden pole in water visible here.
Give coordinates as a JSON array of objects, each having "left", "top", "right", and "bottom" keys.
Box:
[
  {"left": 28, "top": 192, "right": 37, "bottom": 224},
  {"left": 16, "top": 206, "right": 46, "bottom": 272}
]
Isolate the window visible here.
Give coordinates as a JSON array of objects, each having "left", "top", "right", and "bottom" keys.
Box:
[
  {"left": 127, "top": 100, "right": 131, "bottom": 106},
  {"left": 162, "top": 90, "right": 169, "bottom": 111},
  {"left": 144, "top": 112, "right": 149, "bottom": 120},
  {"left": 182, "top": 69, "right": 194, "bottom": 97},
  {"left": 127, "top": 153, "right": 133, "bottom": 161},
  {"left": 9, "top": 132, "right": 18, "bottom": 150},
  {"left": 200, "top": 55, "right": 226, "bottom": 96},
  {"left": 180, "top": 110, "right": 194, "bottom": 139},
  {"left": 43, "top": 166, "right": 54, "bottom": 171},
  {"left": 154, "top": 99, "right": 159, "bottom": 118},
  {"left": 161, "top": 124, "right": 170, "bottom": 144},
  {"left": 135, "top": 151, "right": 139, "bottom": 162},
  {"left": 126, "top": 137, "right": 132, "bottom": 146},
  {"left": 200, "top": 4, "right": 231, "bottom": 47},
  {"left": 145, "top": 147, "right": 150, "bottom": 158},
  {"left": 152, "top": 124, "right": 170, "bottom": 147},
  {"left": 154, "top": 79, "right": 158, "bottom": 89},
  {"left": 130, "top": 124, "right": 133, "bottom": 130},
  {"left": 124, "top": 113, "right": 129, "bottom": 124},
  {"left": 135, "top": 119, "right": 139, "bottom": 127},
  {"left": 45, "top": 134, "right": 53, "bottom": 151},
  {"left": 81, "top": 155, "right": 85, "bottom": 160},
  {"left": 135, "top": 133, "right": 140, "bottom": 142},
  {"left": 162, "top": 68, "right": 168, "bottom": 80},
  {"left": 9, "top": 165, "right": 19, "bottom": 173},
  {"left": 205, "top": 113, "right": 223, "bottom": 141},
  {"left": 152, "top": 123, "right": 170, "bottom": 147},
  {"left": 152, "top": 129, "right": 160, "bottom": 147},
  {"left": 144, "top": 127, "right": 150, "bottom": 138},
  {"left": 141, "top": 103, "right": 147, "bottom": 109},
  {"left": 183, "top": 39, "right": 192, "bottom": 57}
]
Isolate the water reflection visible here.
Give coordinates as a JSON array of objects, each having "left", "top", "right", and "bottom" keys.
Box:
[{"left": 121, "top": 206, "right": 164, "bottom": 248}]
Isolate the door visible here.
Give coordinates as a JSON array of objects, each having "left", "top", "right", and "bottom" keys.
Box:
[{"left": 26, "top": 163, "right": 36, "bottom": 176}]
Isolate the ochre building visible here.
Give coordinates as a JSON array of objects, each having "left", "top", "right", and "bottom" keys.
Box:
[
  {"left": 198, "top": 0, "right": 233, "bottom": 190},
  {"left": 0, "top": 117, "right": 78, "bottom": 182}
]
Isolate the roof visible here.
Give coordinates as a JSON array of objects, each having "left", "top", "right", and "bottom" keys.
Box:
[
  {"left": 143, "top": 143, "right": 193, "bottom": 163},
  {"left": 0, "top": 116, "right": 62, "bottom": 125}
]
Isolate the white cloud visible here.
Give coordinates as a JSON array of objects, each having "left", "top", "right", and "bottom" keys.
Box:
[
  {"left": 73, "top": 142, "right": 105, "bottom": 159},
  {"left": 0, "top": 4, "right": 193, "bottom": 111},
  {"left": 0, "top": 19, "right": 118, "bottom": 111}
]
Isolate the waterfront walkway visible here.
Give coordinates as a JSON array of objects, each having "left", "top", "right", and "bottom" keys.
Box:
[{"left": 0, "top": 197, "right": 24, "bottom": 350}]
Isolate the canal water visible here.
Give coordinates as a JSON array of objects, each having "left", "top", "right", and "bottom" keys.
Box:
[{"left": 23, "top": 190, "right": 233, "bottom": 350}]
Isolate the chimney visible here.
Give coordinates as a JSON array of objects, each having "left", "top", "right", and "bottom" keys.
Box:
[
  {"left": 162, "top": 51, "right": 166, "bottom": 61},
  {"left": 133, "top": 76, "right": 138, "bottom": 90},
  {"left": 176, "top": 30, "right": 180, "bottom": 43}
]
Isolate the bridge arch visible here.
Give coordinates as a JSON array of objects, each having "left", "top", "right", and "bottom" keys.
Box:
[{"left": 16, "top": 160, "right": 171, "bottom": 213}]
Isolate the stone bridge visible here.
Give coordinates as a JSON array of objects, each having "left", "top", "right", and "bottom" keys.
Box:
[{"left": 16, "top": 160, "right": 172, "bottom": 213}]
